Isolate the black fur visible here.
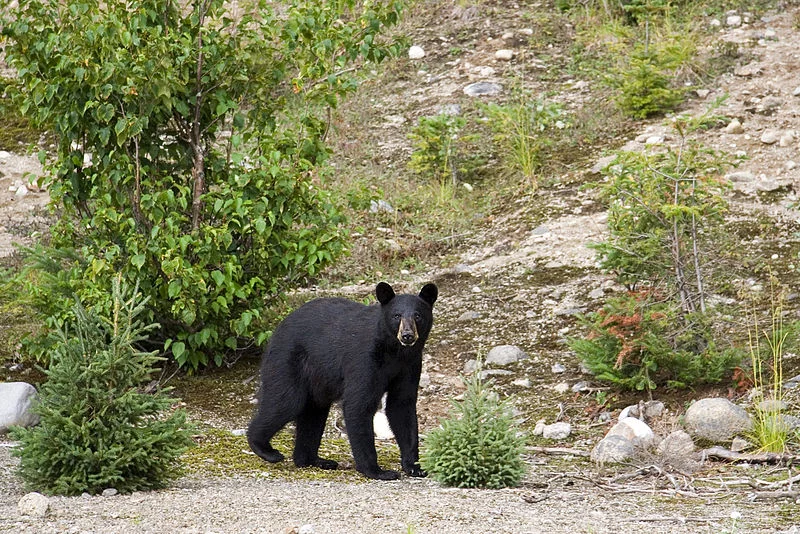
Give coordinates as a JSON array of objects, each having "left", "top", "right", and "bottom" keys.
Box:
[{"left": 247, "top": 282, "right": 438, "bottom": 480}]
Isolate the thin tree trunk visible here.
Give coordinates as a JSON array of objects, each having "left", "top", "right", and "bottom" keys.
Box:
[{"left": 190, "top": 0, "right": 211, "bottom": 231}]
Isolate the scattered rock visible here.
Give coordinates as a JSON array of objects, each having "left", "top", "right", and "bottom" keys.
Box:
[
  {"left": 618, "top": 400, "right": 665, "bottom": 421},
  {"left": 551, "top": 363, "right": 566, "bottom": 374},
  {"left": 591, "top": 435, "right": 634, "bottom": 464},
  {"left": 0, "top": 382, "right": 40, "bottom": 432},
  {"left": 726, "top": 14, "right": 742, "bottom": 27},
  {"left": 512, "top": 377, "right": 532, "bottom": 388},
  {"left": 485, "top": 345, "right": 528, "bottom": 366},
  {"left": 463, "top": 81, "right": 503, "bottom": 97},
  {"left": 730, "top": 437, "right": 751, "bottom": 452},
  {"left": 779, "top": 132, "right": 795, "bottom": 147},
  {"left": 542, "top": 422, "right": 571, "bottom": 440},
  {"left": 726, "top": 170, "right": 755, "bottom": 182},
  {"left": 683, "top": 397, "right": 752, "bottom": 443},
  {"left": 553, "top": 382, "right": 570, "bottom": 394},
  {"left": 656, "top": 430, "right": 695, "bottom": 458},
  {"left": 18, "top": 492, "right": 49, "bottom": 517},
  {"left": 590, "top": 155, "right": 617, "bottom": 174},
  {"left": 230, "top": 428, "right": 247, "bottom": 437},
  {"left": 532, "top": 419, "right": 546, "bottom": 436},
  {"left": 408, "top": 45, "right": 425, "bottom": 59},
  {"left": 571, "top": 381, "right": 592, "bottom": 393},
  {"left": 761, "top": 130, "right": 781, "bottom": 144},
  {"left": 494, "top": 49, "right": 514, "bottom": 61},
  {"left": 369, "top": 199, "right": 394, "bottom": 213},
  {"left": 725, "top": 118, "right": 745, "bottom": 134},
  {"left": 606, "top": 417, "right": 655, "bottom": 448},
  {"left": 457, "top": 311, "right": 482, "bottom": 321},
  {"left": 102, "top": 488, "right": 119, "bottom": 497}
]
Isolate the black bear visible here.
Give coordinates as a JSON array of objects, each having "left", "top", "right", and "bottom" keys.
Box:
[{"left": 247, "top": 282, "right": 438, "bottom": 480}]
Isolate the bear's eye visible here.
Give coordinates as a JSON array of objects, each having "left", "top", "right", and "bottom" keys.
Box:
[
  {"left": 393, "top": 313, "right": 401, "bottom": 320},
  {"left": 414, "top": 312, "right": 421, "bottom": 321}
]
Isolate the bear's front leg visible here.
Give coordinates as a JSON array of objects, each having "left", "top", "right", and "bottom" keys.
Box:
[
  {"left": 343, "top": 401, "right": 400, "bottom": 480},
  {"left": 386, "top": 377, "right": 426, "bottom": 478}
]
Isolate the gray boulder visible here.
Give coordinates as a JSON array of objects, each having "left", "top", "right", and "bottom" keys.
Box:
[
  {"left": 606, "top": 417, "right": 655, "bottom": 448},
  {"left": 656, "top": 430, "right": 695, "bottom": 458},
  {"left": 0, "top": 382, "right": 39, "bottom": 432},
  {"left": 485, "top": 345, "right": 528, "bottom": 366},
  {"left": 18, "top": 492, "right": 49, "bottom": 517},
  {"left": 683, "top": 397, "right": 752, "bottom": 443},
  {"left": 591, "top": 435, "right": 634, "bottom": 464},
  {"left": 542, "top": 422, "right": 571, "bottom": 440}
]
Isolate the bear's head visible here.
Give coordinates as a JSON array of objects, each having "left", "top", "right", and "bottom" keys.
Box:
[{"left": 376, "top": 282, "right": 438, "bottom": 347}]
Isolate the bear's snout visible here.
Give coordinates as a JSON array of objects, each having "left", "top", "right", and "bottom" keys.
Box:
[{"left": 397, "top": 317, "right": 419, "bottom": 346}]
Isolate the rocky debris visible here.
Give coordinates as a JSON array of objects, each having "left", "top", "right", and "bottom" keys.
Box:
[
  {"left": 606, "top": 417, "right": 655, "bottom": 448},
  {"left": 102, "top": 488, "right": 119, "bottom": 497},
  {"left": 725, "top": 118, "right": 745, "bottom": 134},
  {"left": 485, "top": 345, "right": 528, "bottom": 366},
  {"left": 755, "top": 399, "right": 788, "bottom": 412},
  {"left": 17, "top": 492, "right": 49, "bottom": 518},
  {"left": 494, "top": 49, "right": 514, "bottom": 61},
  {"left": 683, "top": 398, "right": 752, "bottom": 443},
  {"left": 591, "top": 435, "right": 635, "bottom": 464},
  {"left": 730, "top": 436, "right": 751, "bottom": 452},
  {"left": 541, "top": 422, "right": 571, "bottom": 440},
  {"left": 656, "top": 430, "right": 695, "bottom": 459},
  {"left": 618, "top": 400, "right": 665, "bottom": 422},
  {"left": 462, "top": 81, "right": 503, "bottom": 97},
  {"left": 0, "top": 382, "right": 39, "bottom": 432},
  {"left": 408, "top": 45, "right": 425, "bottom": 59}
]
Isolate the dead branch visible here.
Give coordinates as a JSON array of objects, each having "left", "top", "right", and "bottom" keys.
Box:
[
  {"left": 701, "top": 446, "right": 800, "bottom": 464},
  {"left": 529, "top": 446, "right": 590, "bottom": 457}
]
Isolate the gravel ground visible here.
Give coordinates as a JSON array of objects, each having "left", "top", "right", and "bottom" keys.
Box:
[{"left": 1, "top": 442, "right": 795, "bottom": 534}]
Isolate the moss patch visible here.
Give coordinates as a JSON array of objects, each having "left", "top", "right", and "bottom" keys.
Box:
[{"left": 182, "top": 427, "right": 403, "bottom": 482}]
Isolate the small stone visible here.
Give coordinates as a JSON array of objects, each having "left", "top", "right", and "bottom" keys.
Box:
[
  {"left": 457, "top": 311, "right": 482, "bottom": 322},
  {"left": 696, "top": 89, "right": 710, "bottom": 99},
  {"left": 463, "top": 359, "right": 478, "bottom": 375},
  {"left": 551, "top": 363, "right": 566, "bottom": 374},
  {"left": 571, "top": 380, "right": 591, "bottom": 392},
  {"left": 588, "top": 287, "right": 604, "bottom": 299},
  {"left": 298, "top": 525, "right": 315, "bottom": 534},
  {"left": 18, "top": 492, "right": 50, "bottom": 517},
  {"left": 408, "top": 45, "right": 425, "bottom": 60},
  {"left": 725, "top": 118, "right": 745, "bottom": 134},
  {"left": 590, "top": 155, "right": 617, "bottom": 175},
  {"left": 554, "top": 382, "right": 570, "bottom": 394},
  {"left": 656, "top": 430, "right": 695, "bottom": 458},
  {"left": 533, "top": 418, "right": 546, "bottom": 436},
  {"left": 512, "top": 378, "right": 532, "bottom": 388},
  {"left": 15, "top": 185, "right": 29, "bottom": 198},
  {"left": 463, "top": 81, "right": 503, "bottom": 97},
  {"left": 486, "top": 345, "right": 528, "bottom": 366},
  {"left": 542, "top": 422, "right": 571, "bottom": 440},
  {"left": 591, "top": 435, "right": 634, "bottom": 464},
  {"left": 369, "top": 199, "right": 394, "bottom": 213},
  {"left": 779, "top": 132, "right": 795, "bottom": 147},
  {"left": 373, "top": 411, "right": 394, "bottom": 440},
  {"left": 761, "top": 130, "right": 781, "bottom": 144},
  {"left": 0, "top": 150, "right": 10, "bottom": 158},
  {"left": 726, "top": 14, "right": 742, "bottom": 27},
  {"left": 793, "top": 86, "right": 800, "bottom": 97},
  {"left": 494, "top": 49, "right": 514, "bottom": 61},
  {"left": 102, "top": 488, "right": 118, "bottom": 497},
  {"left": 607, "top": 417, "right": 655, "bottom": 448},
  {"left": 645, "top": 135, "right": 664, "bottom": 145},
  {"left": 726, "top": 170, "right": 755, "bottom": 182},
  {"left": 230, "top": 428, "right": 247, "bottom": 437},
  {"left": 471, "top": 286, "right": 482, "bottom": 293},
  {"left": 731, "top": 437, "right": 751, "bottom": 452}
]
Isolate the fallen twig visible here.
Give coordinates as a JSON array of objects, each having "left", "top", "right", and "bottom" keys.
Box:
[
  {"left": 529, "top": 446, "right": 590, "bottom": 457},
  {"left": 749, "top": 490, "right": 800, "bottom": 501},
  {"left": 700, "top": 446, "right": 799, "bottom": 464}
]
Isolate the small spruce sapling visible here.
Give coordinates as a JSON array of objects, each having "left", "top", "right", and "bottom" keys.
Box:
[
  {"left": 420, "top": 369, "right": 526, "bottom": 489},
  {"left": 10, "top": 279, "right": 194, "bottom": 495}
]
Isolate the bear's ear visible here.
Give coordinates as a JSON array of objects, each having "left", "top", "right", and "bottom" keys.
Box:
[
  {"left": 376, "top": 282, "right": 395, "bottom": 305},
  {"left": 419, "top": 283, "right": 438, "bottom": 307}
]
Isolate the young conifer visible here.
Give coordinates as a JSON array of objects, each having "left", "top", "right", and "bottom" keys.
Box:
[
  {"left": 420, "top": 369, "right": 526, "bottom": 489},
  {"left": 11, "top": 278, "right": 193, "bottom": 495}
]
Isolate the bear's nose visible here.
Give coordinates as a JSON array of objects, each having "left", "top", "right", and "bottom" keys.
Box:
[{"left": 400, "top": 332, "right": 416, "bottom": 345}]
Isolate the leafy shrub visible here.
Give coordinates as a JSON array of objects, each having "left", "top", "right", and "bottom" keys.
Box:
[
  {"left": 420, "top": 371, "right": 526, "bottom": 489},
  {"left": 481, "top": 97, "right": 566, "bottom": 187},
  {"left": 10, "top": 279, "right": 193, "bottom": 495},
  {"left": 0, "top": 0, "right": 406, "bottom": 369},
  {"left": 570, "top": 292, "right": 742, "bottom": 391}
]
